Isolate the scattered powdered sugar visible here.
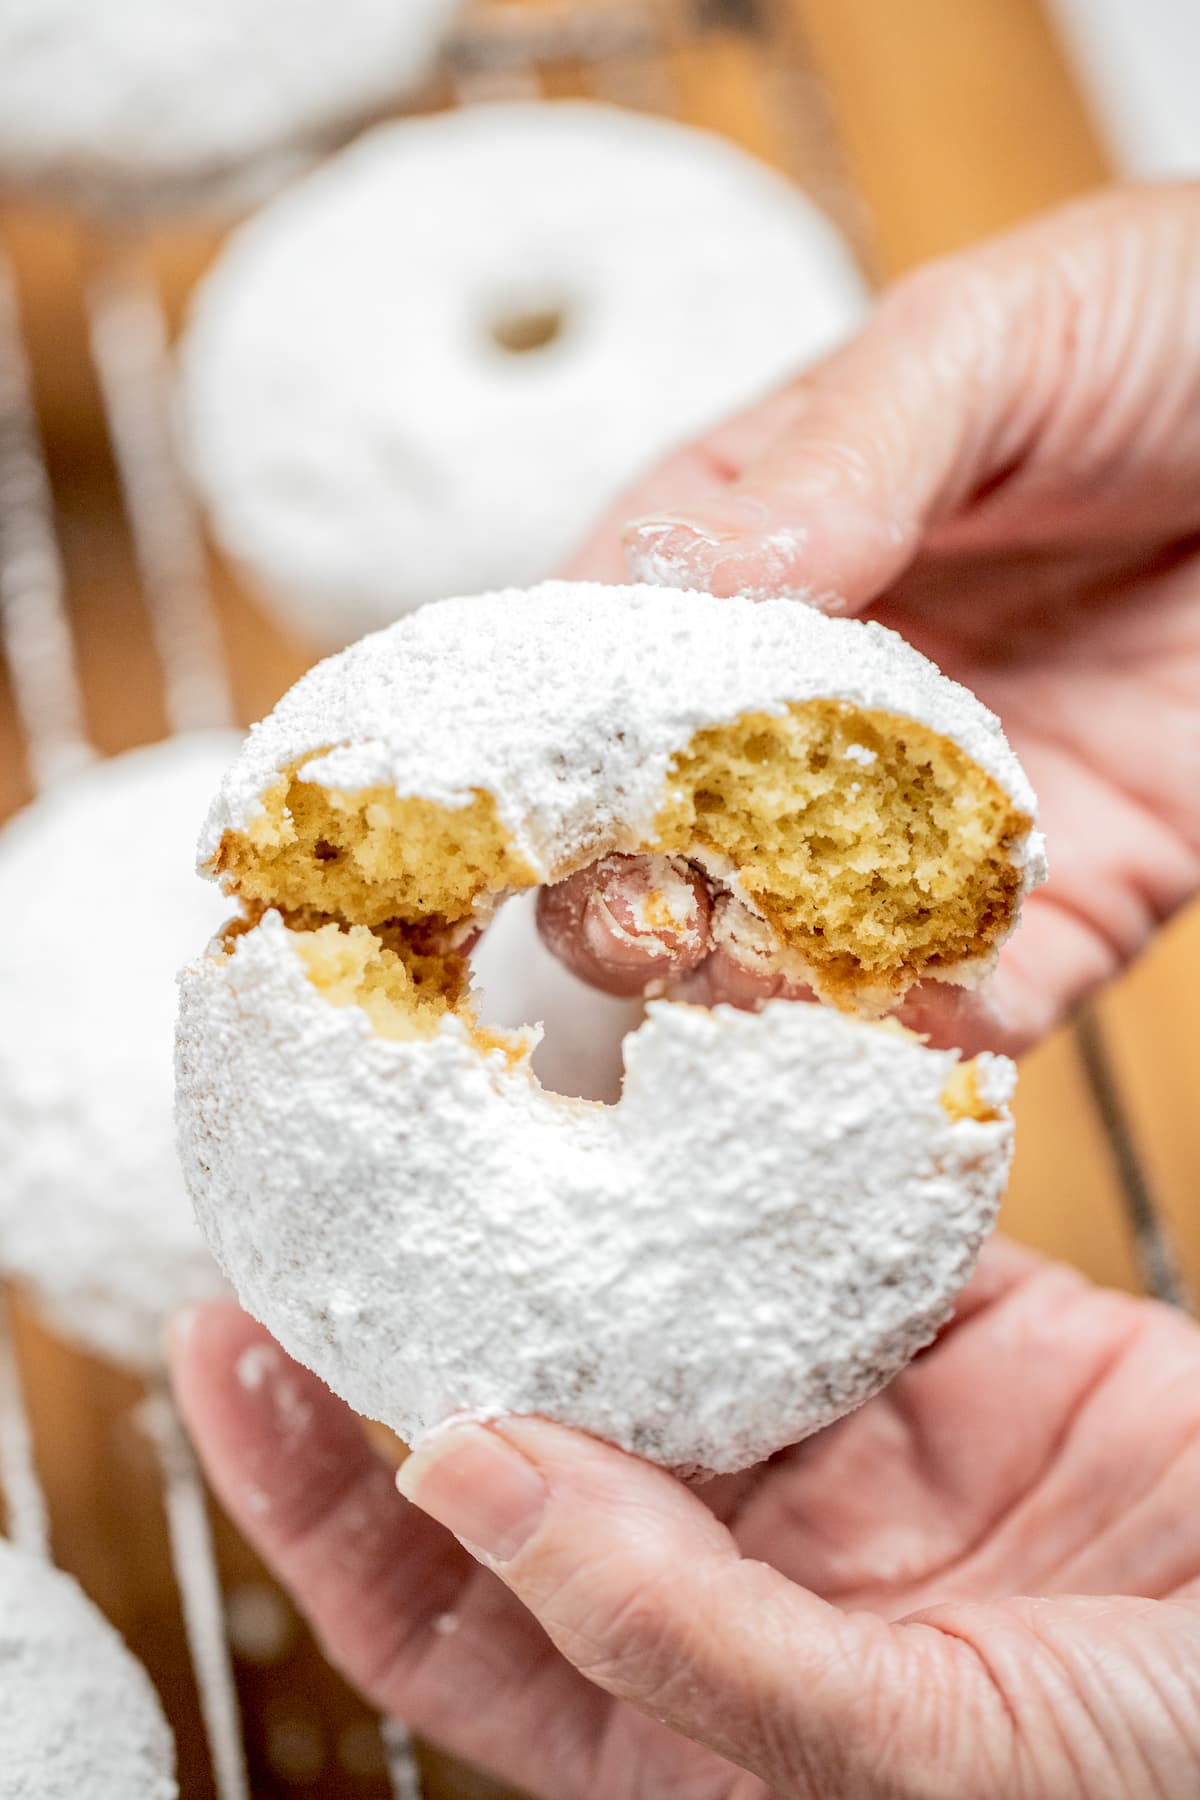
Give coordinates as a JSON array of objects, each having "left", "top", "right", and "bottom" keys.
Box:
[
  {"left": 0, "top": 1539, "right": 176, "bottom": 1798},
  {"left": 235, "top": 1342, "right": 313, "bottom": 1441},
  {"left": 843, "top": 741, "right": 878, "bottom": 766},
  {"left": 627, "top": 857, "right": 704, "bottom": 943},
  {"left": 623, "top": 522, "right": 700, "bottom": 590},
  {"left": 181, "top": 102, "right": 868, "bottom": 644},
  {"left": 178, "top": 910, "right": 1016, "bottom": 1476},
  {"left": 627, "top": 517, "right": 840, "bottom": 605},
  {"left": 271, "top": 1375, "right": 314, "bottom": 1443},
  {"left": 201, "top": 581, "right": 1047, "bottom": 919},
  {"left": 0, "top": 733, "right": 238, "bottom": 1368},
  {"left": 235, "top": 1344, "right": 275, "bottom": 1393},
  {"left": 0, "top": 0, "right": 461, "bottom": 216}
]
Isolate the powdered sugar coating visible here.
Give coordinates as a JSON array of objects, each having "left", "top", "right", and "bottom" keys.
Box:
[
  {"left": 181, "top": 103, "right": 868, "bottom": 644},
  {"left": 201, "top": 582, "right": 1047, "bottom": 923},
  {"left": 0, "top": 0, "right": 460, "bottom": 217},
  {"left": 0, "top": 734, "right": 237, "bottom": 1368},
  {"left": 0, "top": 1540, "right": 176, "bottom": 1799},
  {"left": 177, "top": 912, "right": 1014, "bottom": 1473}
]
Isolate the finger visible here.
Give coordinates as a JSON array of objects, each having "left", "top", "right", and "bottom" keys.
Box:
[
  {"left": 536, "top": 855, "right": 821, "bottom": 1006},
  {"left": 170, "top": 1305, "right": 617, "bottom": 1799},
  {"left": 619, "top": 259, "right": 1026, "bottom": 607},
  {"left": 532, "top": 850, "right": 1023, "bottom": 1027},
  {"left": 942, "top": 1234, "right": 1051, "bottom": 1329},
  {"left": 622, "top": 185, "right": 1200, "bottom": 608},
  {"left": 672, "top": 892, "right": 816, "bottom": 1007},
  {"left": 891, "top": 969, "right": 1032, "bottom": 1059},
  {"left": 560, "top": 438, "right": 735, "bottom": 581},
  {"left": 1017, "top": 1299, "right": 1200, "bottom": 1600},
  {"left": 396, "top": 1414, "right": 997, "bottom": 1796},
  {"left": 733, "top": 1251, "right": 1155, "bottom": 1612},
  {"left": 668, "top": 945, "right": 799, "bottom": 1009},
  {"left": 536, "top": 854, "right": 713, "bottom": 997},
  {"left": 531, "top": 847, "right": 1029, "bottom": 1037}
]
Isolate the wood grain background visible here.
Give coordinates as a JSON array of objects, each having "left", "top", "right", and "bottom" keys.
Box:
[{"left": 1, "top": 0, "right": 1196, "bottom": 1793}]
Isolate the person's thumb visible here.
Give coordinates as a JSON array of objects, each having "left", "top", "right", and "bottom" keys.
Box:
[
  {"left": 396, "top": 1414, "right": 990, "bottom": 1797},
  {"left": 622, "top": 183, "right": 1200, "bottom": 611}
]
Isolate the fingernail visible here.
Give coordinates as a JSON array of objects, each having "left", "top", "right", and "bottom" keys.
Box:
[
  {"left": 623, "top": 520, "right": 706, "bottom": 589},
  {"left": 582, "top": 890, "right": 642, "bottom": 961},
  {"left": 645, "top": 494, "right": 773, "bottom": 537},
  {"left": 624, "top": 496, "right": 772, "bottom": 583},
  {"left": 396, "top": 1421, "right": 548, "bottom": 1564}
]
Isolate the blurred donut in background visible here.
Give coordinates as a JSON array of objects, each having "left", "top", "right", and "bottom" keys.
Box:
[
  {"left": 0, "top": 0, "right": 463, "bottom": 217},
  {"left": 180, "top": 101, "right": 868, "bottom": 646},
  {"left": 0, "top": 734, "right": 238, "bottom": 1370},
  {"left": 0, "top": 1538, "right": 177, "bottom": 1799}
]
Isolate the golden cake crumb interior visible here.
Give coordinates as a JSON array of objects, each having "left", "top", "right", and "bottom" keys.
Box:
[
  {"left": 290, "top": 922, "right": 450, "bottom": 1042},
  {"left": 214, "top": 700, "right": 1028, "bottom": 1047},
  {"left": 938, "top": 1060, "right": 1000, "bottom": 1124},
  {"left": 225, "top": 781, "right": 533, "bottom": 926},
  {"left": 653, "top": 703, "right": 1026, "bottom": 1008}
]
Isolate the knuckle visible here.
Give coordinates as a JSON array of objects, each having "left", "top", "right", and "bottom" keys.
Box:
[
  {"left": 546, "top": 1560, "right": 689, "bottom": 1705},
  {"left": 878, "top": 254, "right": 1015, "bottom": 384}
]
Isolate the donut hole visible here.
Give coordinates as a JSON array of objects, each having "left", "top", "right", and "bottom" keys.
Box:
[
  {"left": 468, "top": 891, "right": 642, "bottom": 1103},
  {"left": 279, "top": 913, "right": 995, "bottom": 1122},
  {"left": 215, "top": 699, "right": 1029, "bottom": 1031},
  {"left": 488, "top": 303, "right": 569, "bottom": 355}
]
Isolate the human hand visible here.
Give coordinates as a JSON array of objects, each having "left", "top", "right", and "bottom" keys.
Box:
[
  {"left": 540, "top": 184, "right": 1200, "bottom": 1054},
  {"left": 174, "top": 1240, "right": 1200, "bottom": 1798}
]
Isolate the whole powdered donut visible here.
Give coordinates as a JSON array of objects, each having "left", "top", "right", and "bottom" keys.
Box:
[
  {"left": 0, "top": 0, "right": 461, "bottom": 216},
  {"left": 0, "top": 733, "right": 237, "bottom": 1369},
  {"left": 177, "top": 583, "right": 1042, "bottom": 1473},
  {"left": 0, "top": 1540, "right": 177, "bottom": 1799},
  {"left": 180, "top": 103, "right": 868, "bottom": 645}
]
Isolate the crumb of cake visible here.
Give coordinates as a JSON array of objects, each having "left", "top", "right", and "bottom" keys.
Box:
[
  {"left": 652, "top": 701, "right": 1026, "bottom": 1009},
  {"left": 939, "top": 1059, "right": 1001, "bottom": 1124}
]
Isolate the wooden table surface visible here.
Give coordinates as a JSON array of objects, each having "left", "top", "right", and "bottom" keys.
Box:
[{"left": 1, "top": 1, "right": 1196, "bottom": 1794}]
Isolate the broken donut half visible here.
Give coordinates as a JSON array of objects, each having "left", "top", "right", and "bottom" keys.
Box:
[{"left": 176, "top": 580, "right": 1044, "bottom": 1474}]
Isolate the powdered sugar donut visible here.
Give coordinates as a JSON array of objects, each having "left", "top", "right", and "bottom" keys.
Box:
[
  {"left": 180, "top": 103, "right": 868, "bottom": 646},
  {"left": 177, "top": 582, "right": 1040, "bottom": 1473},
  {"left": 0, "top": 1540, "right": 176, "bottom": 1799},
  {"left": 0, "top": 0, "right": 460, "bottom": 217},
  {"left": 0, "top": 733, "right": 238, "bottom": 1369}
]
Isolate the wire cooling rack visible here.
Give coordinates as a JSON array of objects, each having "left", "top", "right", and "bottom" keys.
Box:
[{"left": 0, "top": 2, "right": 1189, "bottom": 1797}]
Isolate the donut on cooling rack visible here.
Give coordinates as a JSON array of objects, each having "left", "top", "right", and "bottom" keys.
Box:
[
  {"left": 0, "top": 1539, "right": 176, "bottom": 1799},
  {"left": 176, "top": 582, "right": 1045, "bottom": 1476},
  {"left": 0, "top": 0, "right": 462, "bottom": 216},
  {"left": 0, "top": 733, "right": 239, "bottom": 1370},
  {"left": 180, "top": 101, "right": 868, "bottom": 646}
]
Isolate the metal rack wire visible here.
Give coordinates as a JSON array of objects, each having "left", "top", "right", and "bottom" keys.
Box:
[{"left": 0, "top": 1, "right": 1189, "bottom": 1796}]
